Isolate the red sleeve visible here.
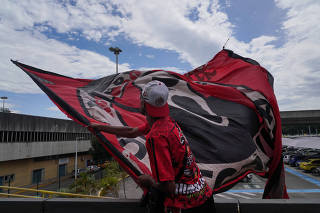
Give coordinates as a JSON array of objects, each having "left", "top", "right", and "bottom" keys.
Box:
[
  {"left": 148, "top": 135, "right": 175, "bottom": 182},
  {"left": 137, "top": 122, "right": 150, "bottom": 135}
]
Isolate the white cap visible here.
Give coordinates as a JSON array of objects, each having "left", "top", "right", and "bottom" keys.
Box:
[{"left": 141, "top": 80, "right": 169, "bottom": 117}]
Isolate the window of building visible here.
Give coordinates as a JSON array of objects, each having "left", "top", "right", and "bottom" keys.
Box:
[
  {"left": 0, "top": 174, "right": 15, "bottom": 192},
  {"left": 0, "top": 174, "right": 15, "bottom": 183},
  {"left": 3, "top": 174, "right": 14, "bottom": 183},
  {"left": 0, "top": 131, "right": 4, "bottom": 142},
  {"left": 32, "top": 168, "right": 44, "bottom": 184},
  {"left": 0, "top": 130, "right": 92, "bottom": 143}
]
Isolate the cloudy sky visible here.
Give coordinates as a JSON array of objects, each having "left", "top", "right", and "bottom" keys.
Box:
[{"left": 0, "top": 0, "right": 319, "bottom": 119}]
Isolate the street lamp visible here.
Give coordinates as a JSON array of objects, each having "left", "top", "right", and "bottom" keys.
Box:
[
  {"left": 109, "top": 47, "right": 122, "bottom": 74},
  {"left": 1, "top": 96, "right": 8, "bottom": 112},
  {"left": 74, "top": 137, "right": 84, "bottom": 180}
]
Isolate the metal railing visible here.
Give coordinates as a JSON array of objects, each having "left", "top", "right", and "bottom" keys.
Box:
[{"left": 0, "top": 186, "right": 114, "bottom": 199}]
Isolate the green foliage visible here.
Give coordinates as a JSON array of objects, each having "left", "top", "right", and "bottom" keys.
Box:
[
  {"left": 98, "top": 161, "right": 127, "bottom": 197},
  {"left": 104, "top": 161, "right": 122, "bottom": 177},
  {"left": 69, "top": 172, "right": 97, "bottom": 195},
  {"left": 66, "top": 160, "right": 127, "bottom": 197},
  {"left": 98, "top": 176, "right": 120, "bottom": 197}
]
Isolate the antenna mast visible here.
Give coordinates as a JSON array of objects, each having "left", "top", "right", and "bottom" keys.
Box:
[{"left": 223, "top": 38, "right": 230, "bottom": 49}]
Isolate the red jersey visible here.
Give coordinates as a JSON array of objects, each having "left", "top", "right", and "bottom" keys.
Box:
[{"left": 139, "top": 116, "right": 212, "bottom": 209}]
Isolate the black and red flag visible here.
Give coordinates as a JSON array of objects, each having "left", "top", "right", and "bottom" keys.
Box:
[{"left": 12, "top": 49, "right": 288, "bottom": 198}]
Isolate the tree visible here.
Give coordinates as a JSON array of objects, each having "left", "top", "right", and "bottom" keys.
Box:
[
  {"left": 69, "top": 172, "right": 97, "bottom": 195},
  {"left": 67, "top": 160, "right": 127, "bottom": 198}
]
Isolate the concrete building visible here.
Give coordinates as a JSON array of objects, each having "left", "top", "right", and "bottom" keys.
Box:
[
  {"left": 0, "top": 112, "right": 92, "bottom": 188},
  {"left": 280, "top": 110, "right": 320, "bottom": 135}
]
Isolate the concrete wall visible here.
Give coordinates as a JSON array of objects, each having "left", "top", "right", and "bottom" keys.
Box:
[
  {"left": 280, "top": 110, "right": 320, "bottom": 126},
  {"left": 280, "top": 110, "right": 320, "bottom": 119},
  {"left": 0, "top": 140, "right": 91, "bottom": 162},
  {"left": 0, "top": 112, "right": 89, "bottom": 133},
  {"left": 0, "top": 154, "right": 91, "bottom": 186},
  {"left": 0, "top": 198, "right": 320, "bottom": 213}
]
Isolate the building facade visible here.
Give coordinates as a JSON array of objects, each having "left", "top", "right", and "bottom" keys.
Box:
[
  {"left": 0, "top": 112, "right": 92, "bottom": 188},
  {"left": 280, "top": 110, "right": 320, "bottom": 135}
]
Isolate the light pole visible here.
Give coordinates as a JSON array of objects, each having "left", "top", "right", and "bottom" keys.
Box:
[
  {"left": 109, "top": 47, "right": 122, "bottom": 74},
  {"left": 74, "top": 137, "right": 84, "bottom": 180},
  {"left": 75, "top": 137, "right": 79, "bottom": 181},
  {"left": 1, "top": 96, "right": 8, "bottom": 112}
]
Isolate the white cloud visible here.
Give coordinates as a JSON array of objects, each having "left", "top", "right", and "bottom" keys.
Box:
[
  {"left": 145, "top": 54, "right": 154, "bottom": 59},
  {"left": 225, "top": 0, "right": 231, "bottom": 8},
  {"left": 0, "top": 0, "right": 232, "bottom": 93},
  {"left": 9, "top": 109, "right": 20, "bottom": 114},
  {"left": 118, "top": 0, "right": 232, "bottom": 66},
  {"left": 223, "top": 0, "right": 320, "bottom": 111},
  {"left": 260, "top": 0, "right": 320, "bottom": 110},
  {"left": 0, "top": 15, "right": 130, "bottom": 93},
  {"left": 1, "top": 0, "right": 231, "bottom": 66},
  {"left": 0, "top": 0, "right": 319, "bottom": 112},
  {"left": 0, "top": 0, "right": 122, "bottom": 40},
  {"left": 137, "top": 66, "right": 186, "bottom": 75},
  {"left": 0, "top": 102, "right": 19, "bottom": 113},
  {"left": 47, "top": 106, "right": 59, "bottom": 112}
]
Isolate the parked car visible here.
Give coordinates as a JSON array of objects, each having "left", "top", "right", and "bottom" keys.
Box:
[
  {"left": 299, "top": 159, "right": 320, "bottom": 172},
  {"left": 301, "top": 151, "right": 320, "bottom": 157},
  {"left": 241, "top": 174, "right": 253, "bottom": 183},
  {"left": 290, "top": 154, "right": 320, "bottom": 167},
  {"left": 72, "top": 168, "right": 87, "bottom": 177},
  {"left": 295, "top": 160, "right": 304, "bottom": 168},
  {"left": 289, "top": 155, "right": 303, "bottom": 167},
  {"left": 87, "top": 165, "right": 100, "bottom": 173},
  {"left": 312, "top": 167, "right": 320, "bottom": 176},
  {"left": 283, "top": 155, "right": 291, "bottom": 164},
  {"left": 282, "top": 150, "right": 298, "bottom": 159}
]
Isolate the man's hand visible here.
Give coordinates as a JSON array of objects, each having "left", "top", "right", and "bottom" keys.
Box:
[
  {"left": 137, "top": 174, "right": 155, "bottom": 189},
  {"left": 87, "top": 123, "right": 142, "bottom": 138},
  {"left": 88, "top": 123, "right": 105, "bottom": 131},
  {"left": 138, "top": 175, "right": 175, "bottom": 198}
]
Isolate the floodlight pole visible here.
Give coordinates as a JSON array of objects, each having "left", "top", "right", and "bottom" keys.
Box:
[
  {"left": 1, "top": 96, "right": 8, "bottom": 112},
  {"left": 109, "top": 47, "right": 122, "bottom": 74}
]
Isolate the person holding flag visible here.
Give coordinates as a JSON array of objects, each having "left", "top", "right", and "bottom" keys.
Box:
[{"left": 90, "top": 80, "right": 214, "bottom": 213}]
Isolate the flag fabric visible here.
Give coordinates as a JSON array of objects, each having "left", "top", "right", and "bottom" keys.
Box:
[{"left": 12, "top": 49, "right": 288, "bottom": 198}]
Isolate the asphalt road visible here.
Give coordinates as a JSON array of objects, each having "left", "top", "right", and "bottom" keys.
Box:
[{"left": 118, "top": 165, "right": 320, "bottom": 200}]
